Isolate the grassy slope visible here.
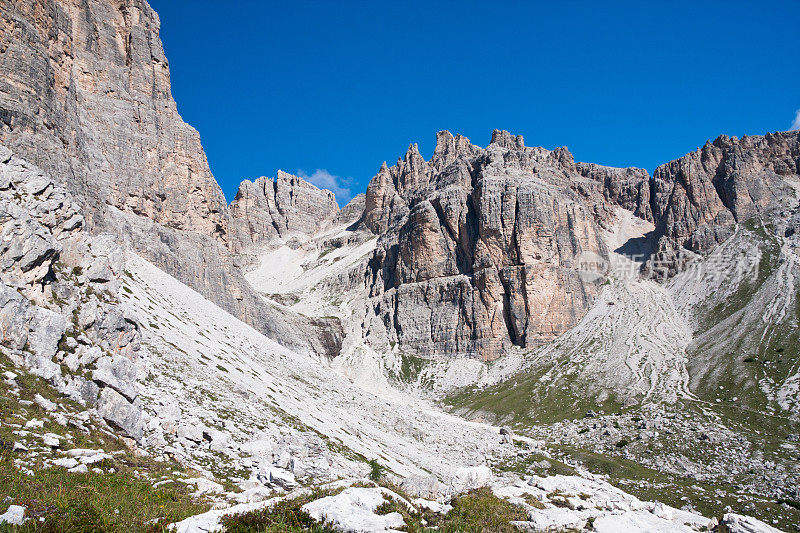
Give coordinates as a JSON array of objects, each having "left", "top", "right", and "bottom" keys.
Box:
[
  {"left": 687, "top": 220, "right": 797, "bottom": 414},
  {"left": 0, "top": 350, "right": 209, "bottom": 532},
  {"left": 443, "top": 361, "right": 622, "bottom": 428}
]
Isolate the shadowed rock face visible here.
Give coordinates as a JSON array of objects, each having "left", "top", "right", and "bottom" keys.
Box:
[
  {"left": 0, "top": 0, "right": 342, "bottom": 357},
  {"left": 361, "top": 130, "right": 632, "bottom": 360}
]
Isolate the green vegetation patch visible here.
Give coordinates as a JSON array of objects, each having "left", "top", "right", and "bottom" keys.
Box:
[
  {"left": 436, "top": 488, "right": 527, "bottom": 533},
  {"left": 444, "top": 363, "right": 621, "bottom": 427},
  {"left": 0, "top": 350, "right": 209, "bottom": 532},
  {"left": 493, "top": 450, "right": 576, "bottom": 478},
  {"left": 0, "top": 455, "right": 207, "bottom": 533},
  {"left": 220, "top": 487, "right": 343, "bottom": 533},
  {"left": 385, "top": 353, "right": 432, "bottom": 387},
  {"left": 688, "top": 218, "right": 800, "bottom": 415},
  {"left": 550, "top": 443, "right": 800, "bottom": 528}
]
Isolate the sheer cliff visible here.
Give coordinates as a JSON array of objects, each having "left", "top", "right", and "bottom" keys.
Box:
[
  {"left": 0, "top": 0, "right": 342, "bottom": 356},
  {"left": 353, "top": 130, "right": 800, "bottom": 360},
  {"left": 358, "top": 130, "right": 647, "bottom": 360},
  {"left": 646, "top": 131, "right": 800, "bottom": 278},
  {"left": 229, "top": 170, "right": 341, "bottom": 264}
]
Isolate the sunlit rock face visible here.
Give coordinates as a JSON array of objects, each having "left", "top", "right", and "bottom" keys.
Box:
[
  {"left": 361, "top": 130, "right": 646, "bottom": 360},
  {"left": 0, "top": 0, "right": 227, "bottom": 237},
  {"left": 645, "top": 131, "right": 800, "bottom": 279},
  {"left": 0, "top": 0, "right": 342, "bottom": 357},
  {"left": 230, "top": 170, "right": 340, "bottom": 255},
  {"left": 358, "top": 127, "right": 800, "bottom": 360}
]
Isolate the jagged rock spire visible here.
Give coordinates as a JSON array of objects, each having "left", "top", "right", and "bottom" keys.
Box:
[{"left": 490, "top": 129, "right": 525, "bottom": 150}]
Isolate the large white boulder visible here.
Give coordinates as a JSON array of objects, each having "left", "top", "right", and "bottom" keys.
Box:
[
  {"left": 0, "top": 505, "right": 26, "bottom": 525},
  {"left": 302, "top": 487, "right": 407, "bottom": 533}
]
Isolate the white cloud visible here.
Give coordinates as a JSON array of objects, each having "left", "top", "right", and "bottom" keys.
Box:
[
  {"left": 296, "top": 169, "right": 353, "bottom": 206},
  {"left": 791, "top": 109, "right": 800, "bottom": 131}
]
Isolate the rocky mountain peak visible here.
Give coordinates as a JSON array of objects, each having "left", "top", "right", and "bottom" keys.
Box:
[
  {"left": 358, "top": 130, "right": 617, "bottom": 360},
  {"left": 432, "top": 130, "right": 480, "bottom": 167},
  {"left": 490, "top": 129, "right": 525, "bottom": 150},
  {"left": 2, "top": 2, "right": 799, "bottom": 528},
  {"left": 229, "top": 171, "right": 340, "bottom": 254},
  {"left": 0, "top": 0, "right": 343, "bottom": 358},
  {"left": 646, "top": 130, "right": 800, "bottom": 278}
]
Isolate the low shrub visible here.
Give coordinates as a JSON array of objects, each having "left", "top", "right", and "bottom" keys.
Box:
[
  {"left": 437, "top": 488, "right": 527, "bottom": 533},
  {"left": 367, "top": 459, "right": 385, "bottom": 482},
  {"left": 221, "top": 488, "right": 342, "bottom": 533}
]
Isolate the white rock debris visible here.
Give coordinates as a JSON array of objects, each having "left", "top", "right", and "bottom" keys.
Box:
[
  {"left": 0, "top": 505, "right": 26, "bottom": 526},
  {"left": 302, "top": 487, "right": 409, "bottom": 532},
  {"left": 1, "top": 1, "right": 799, "bottom": 529}
]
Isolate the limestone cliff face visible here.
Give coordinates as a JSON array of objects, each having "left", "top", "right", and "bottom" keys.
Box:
[
  {"left": 646, "top": 131, "right": 800, "bottom": 278},
  {"left": 0, "top": 0, "right": 227, "bottom": 237},
  {"left": 355, "top": 130, "right": 800, "bottom": 360},
  {"left": 361, "top": 130, "right": 629, "bottom": 360},
  {"left": 572, "top": 132, "right": 800, "bottom": 279},
  {"left": 575, "top": 162, "right": 653, "bottom": 224},
  {"left": 0, "top": 0, "right": 342, "bottom": 357},
  {"left": 230, "top": 171, "right": 340, "bottom": 253}
]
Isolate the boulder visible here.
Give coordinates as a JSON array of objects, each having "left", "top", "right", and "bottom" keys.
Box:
[
  {"left": 719, "top": 513, "right": 784, "bottom": 533},
  {"left": 449, "top": 465, "right": 493, "bottom": 493},
  {"left": 400, "top": 474, "right": 446, "bottom": 499},
  {"left": 96, "top": 387, "right": 143, "bottom": 442},
  {"left": 91, "top": 356, "right": 138, "bottom": 402},
  {"left": 27, "top": 308, "right": 67, "bottom": 360},
  {"left": 302, "top": 487, "right": 407, "bottom": 532},
  {"left": 0, "top": 505, "right": 26, "bottom": 526}
]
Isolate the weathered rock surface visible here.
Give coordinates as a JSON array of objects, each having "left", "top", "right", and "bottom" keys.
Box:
[
  {"left": 719, "top": 513, "right": 785, "bottom": 533},
  {"left": 575, "top": 162, "right": 653, "bottom": 224},
  {"left": 335, "top": 193, "right": 367, "bottom": 226},
  {"left": 97, "top": 387, "right": 143, "bottom": 442},
  {"left": 0, "top": 2, "right": 797, "bottom": 530},
  {"left": 646, "top": 131, "right": 800, "bottom": 278},
  {"left": 0, "top": 0, "right": 341, "bottom": 357},
  {"left": 0, "top": 144, "right": 145, "bottom": 439},
  {"left": 0, "top": 505, "right": 26, "bottom": 526},
  {"left": 355, "top": 130, "right": 800, "bottom": 360},
  {"left": 360, "top": 130, "right": 628, "bottom": 360},
  {"left": 0, "top": 0, "right": 226, "bottom": 237},
  {"left": 230, "top": 170, "right": 340, "bottom": 254}
]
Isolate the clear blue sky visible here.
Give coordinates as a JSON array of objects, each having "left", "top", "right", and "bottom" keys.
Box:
[{"left": 150, "top": 0, "right": 800, "bottom": 205}]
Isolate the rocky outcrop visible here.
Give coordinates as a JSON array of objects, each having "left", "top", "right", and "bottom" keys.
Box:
[
  {"left": 575, "top": 162, "right": 653, "bottom": 224},
  {"left": 646, "top": 131, "right": 800, "bottom": 278},
  {"left": 335, "top": 193, "right": 366, "bottom": 226},
  {"left": 360, "top": 130, "right": 617, "bottom": 360},
  {"left": 0, "top": 145, "right": 84, "bottom": 291},
  {"left": 0, "top": 144, "right": 145, "bottom": 441},
  {"left": 572, "top": 132, "right": 800, "bottom": 280},
  {"left": 358, "top": 129, "right": 798, "bottom": 360},
  {"left": 230, "top": 170, "right": 340, "bottom": 253}
]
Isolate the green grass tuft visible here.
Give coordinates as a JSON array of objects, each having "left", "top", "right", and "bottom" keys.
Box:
[
  {"left": 436, "top": 488, "right": 527, "bottom": 533},
  {"left": 220, "top": 488, "right": 342, "bottom": 533}
]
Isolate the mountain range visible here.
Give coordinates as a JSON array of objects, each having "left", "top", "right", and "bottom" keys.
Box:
[{"left": 0, "top": 1, "right": 798, "bottom": 532}]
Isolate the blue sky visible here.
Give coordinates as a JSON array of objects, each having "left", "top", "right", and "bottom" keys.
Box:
[{"left": 150, "top": 0, "right": 800, "bottom": 205}]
